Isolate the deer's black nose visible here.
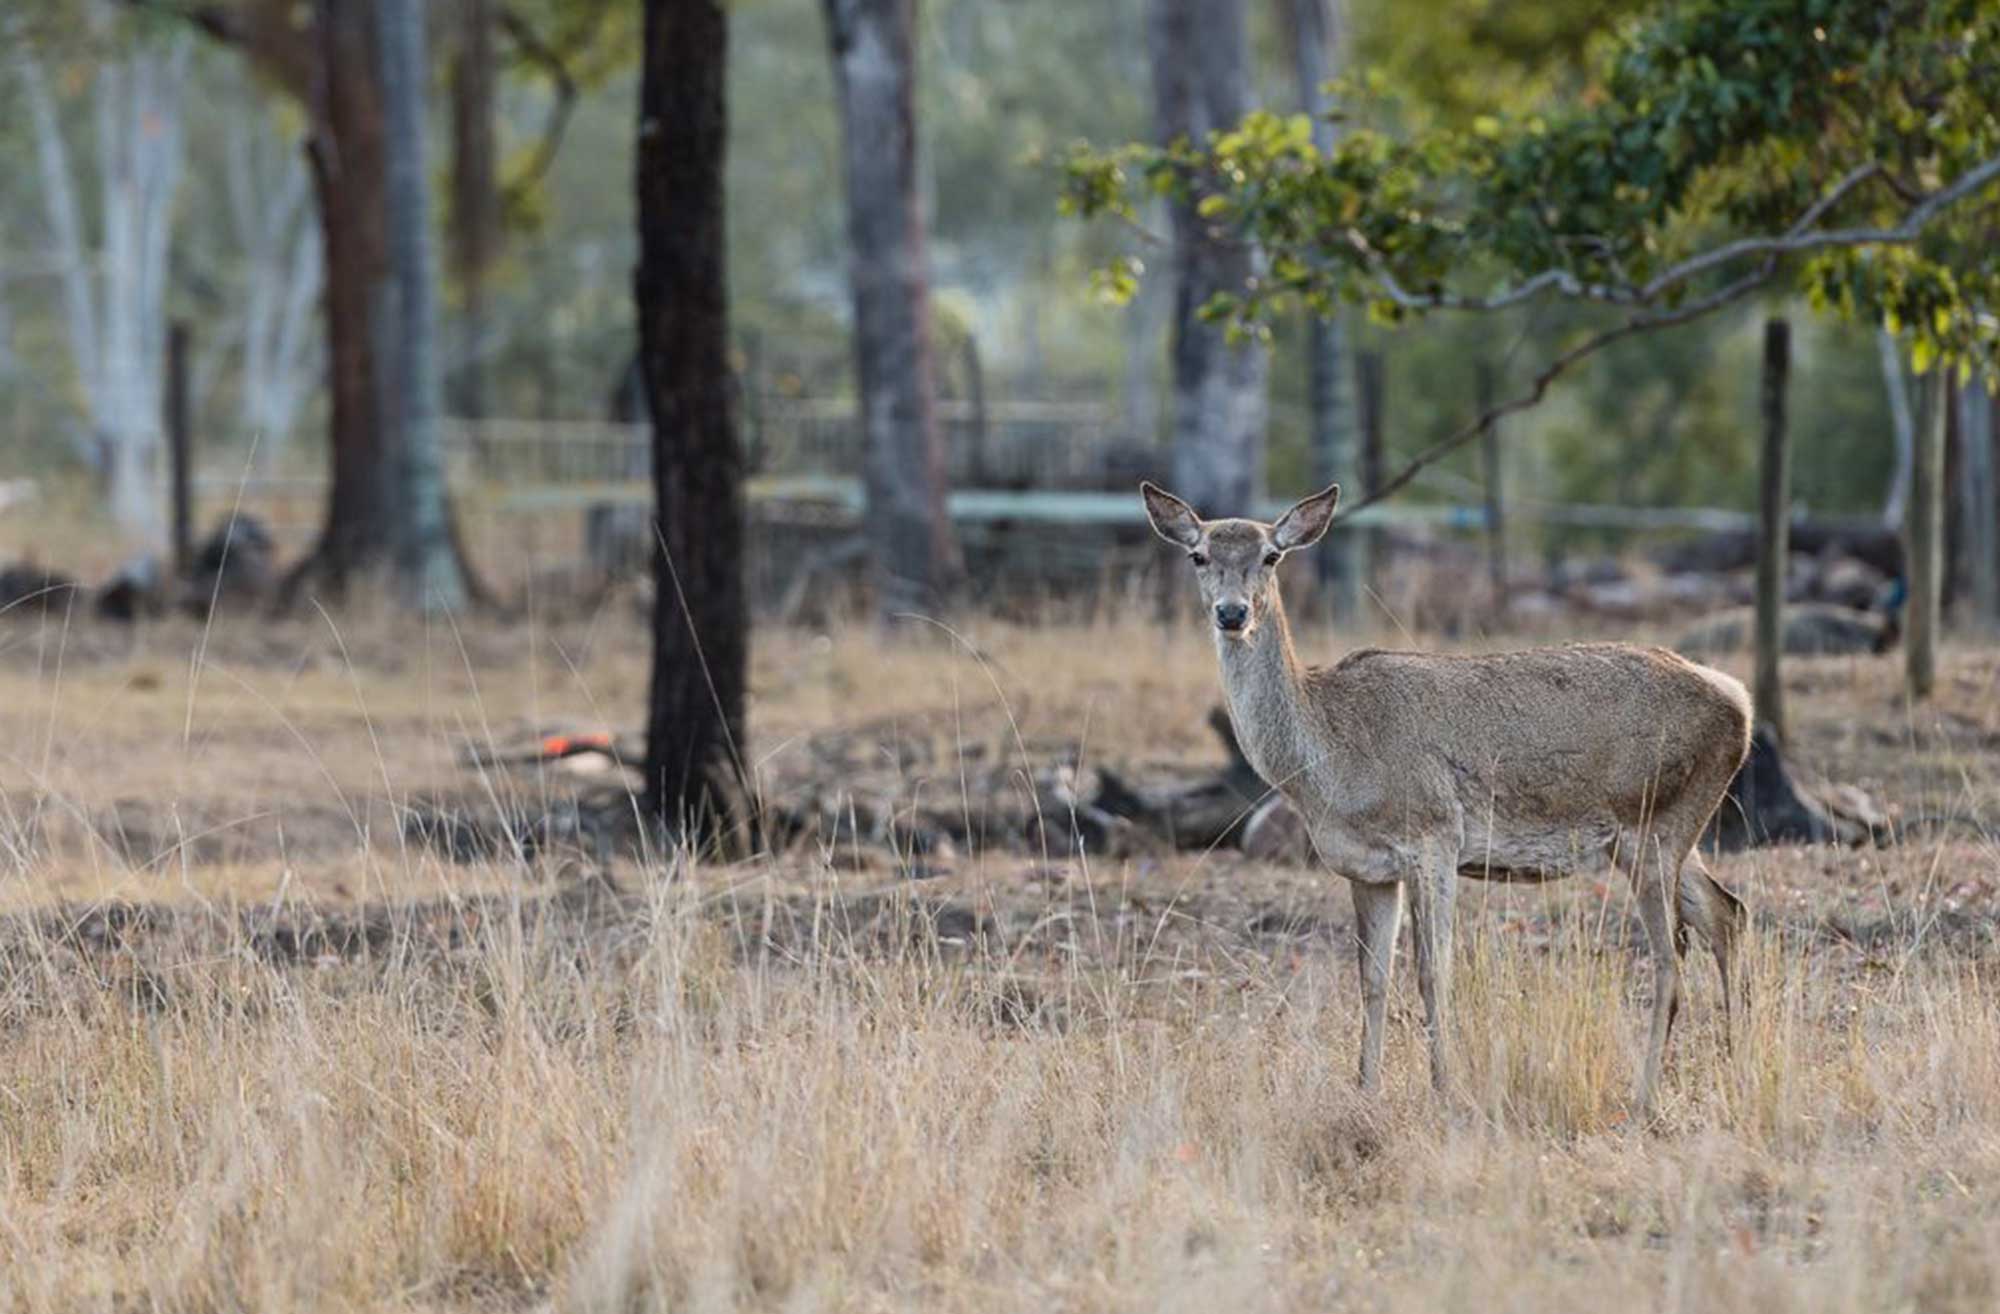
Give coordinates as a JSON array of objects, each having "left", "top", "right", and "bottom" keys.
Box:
[{"left": 1214, "top": 603, "right": 1248, "bottom": 632}]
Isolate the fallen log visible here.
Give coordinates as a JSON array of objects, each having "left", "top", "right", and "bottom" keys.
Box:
[
  {"left": 0, "top": 561, "right": 79, "bottom": 619},
  {"left": 1657, "top": 519, "right": 1902, "bottom": 579},
  {"left": 1675, "top": 603, "right": 1898, "bottom": 658}
]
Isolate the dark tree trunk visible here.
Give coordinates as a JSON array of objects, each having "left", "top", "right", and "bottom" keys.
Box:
[
  {"left": 1943, "top": 372, "right": 1964, "bottom": 611},
  {"left": 297, "top": 0, "right": 395, "bottom": 595},
  {"left": 1150, "top": 0, "right": 1266, "bottom": 515},
  {"left": 636, "top": 0, "right": 749, "bottom": 842},
  {"left": 167, "top": 320, "right": 193, "bottom": 578},
  {"left": 822, "top": 0, "right": 955, "bottom": 619},
  {"left": 1355, "top": 347, "right": 1385, "bottom": 591},
  {"left": 1907, "top": 370, "right": 1945, "bottom": 699},
  {"left": 1755, "top": 319, "right": 1791, "bottom": 742},
  {"left": 961, "top": 330, "right": 987, "bottom": 486},
  {"left": 1477, "top": 358, "right": 1506, "bottom": 605}
]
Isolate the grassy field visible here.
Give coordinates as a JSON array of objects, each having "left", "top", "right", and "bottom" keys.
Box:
[{"left": 2, "top": 599, "right": 1998, "bottom": 1311}]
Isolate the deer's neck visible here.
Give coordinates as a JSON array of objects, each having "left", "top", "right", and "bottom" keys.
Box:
[{"left": 1216, "top": 588, "right": 1317, "bottom": 793}]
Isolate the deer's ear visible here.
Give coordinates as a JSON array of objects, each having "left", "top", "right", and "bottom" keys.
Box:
[
  {"left": 1140, "top": 481, "right": 1203, "bottom": 549},
  {"left": 1271, "top": 483, "right": 1340, "bottom": 551}
]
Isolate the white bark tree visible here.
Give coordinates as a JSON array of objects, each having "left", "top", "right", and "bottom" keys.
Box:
[
  {"left": 222, "top": 113, "right": 323, "bottom": 467},
  {"left": 377, "top": 0, "right": 466, "bottom": 610},
  {"left": 822, "top": 0, "right": 957, "bottom": 617},
  {"left": 1150, "top": 0, "right": 1267, "bottom": 515},
  {"left": 19, "top": 23, "right": 193, "bottom": 549},
  {"left": 1877, "top": 329, "right": 1915, "bottom": 530}
]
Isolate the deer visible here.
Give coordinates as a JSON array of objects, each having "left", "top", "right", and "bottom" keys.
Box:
[{"left": 1141, "top": 480, "right": 1752, "bottom": 1118}]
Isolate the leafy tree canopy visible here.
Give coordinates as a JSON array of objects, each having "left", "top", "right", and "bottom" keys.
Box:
[
  {"left": 1345, "top": 0, "right": 1634, "bottom": 127},
  {"left": 1066, "top": 0, "right": 2000, "bottom": 422}
]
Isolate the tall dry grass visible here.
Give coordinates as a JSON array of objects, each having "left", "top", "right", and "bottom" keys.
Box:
[{"left": 3, "top": 861, "right": 2000, "bottom": 1312}]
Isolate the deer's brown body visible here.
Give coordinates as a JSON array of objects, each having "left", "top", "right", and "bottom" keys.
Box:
[{"left": 1144, "top": 481, "right": 1752, "bottom": 1117}]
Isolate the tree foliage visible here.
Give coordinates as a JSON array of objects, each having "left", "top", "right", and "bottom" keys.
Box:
[
  {"left": 1066, "top": 0, "right": 2000, "bottom": 419},
  {"left": 1343, "top": 0, "right": 1632, "bottom": 127}
]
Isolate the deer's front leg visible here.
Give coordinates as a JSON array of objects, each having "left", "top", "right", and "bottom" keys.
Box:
[
  {"left": 1407, "top": 844, "right": 1459, "bottom": 1095},
  {"left": 1349, "top": 878, "right": 1402, "bottom": 1090}
]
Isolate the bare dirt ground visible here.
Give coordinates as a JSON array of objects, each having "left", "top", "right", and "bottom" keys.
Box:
[{"left": 2, "top": 598, "right": 1999, "bottom": 1311}]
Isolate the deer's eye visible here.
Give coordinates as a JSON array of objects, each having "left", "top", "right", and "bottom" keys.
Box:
[
  {"left": 1189, "top": 551, "right": 1208, "bottom": 567},
  {"left": 1263, "top": 551, "right": 1282, "bottom": 567}
]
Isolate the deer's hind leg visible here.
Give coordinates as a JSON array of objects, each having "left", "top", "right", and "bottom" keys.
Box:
[
  {"left": 1620, "top": 826, "right": 1685, "bottom": 1121},
  {"left": 1407, "top": 839, "right": 1460, "bottom": 1096},
  {"left": 1677, "top": 849, "right": 1747, "bottom": 1049}
]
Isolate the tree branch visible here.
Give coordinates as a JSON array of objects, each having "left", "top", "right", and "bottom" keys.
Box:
[
  {"left": 1337, "top": 260, "right": 1778, "bottom": 522},
  {"left": 1352, "top": 153, "right": 2000, "bottom": 316},
  {"left": 495, "top": 3, "right": 580, "bottom": 207},
  {"left": 1326, "top": 151, "right": 2000, "bottom": 522},
  {"left": 1351, "top": 245, "right": 1630, "bottom": 311},
  {"left": 122, "top": 0, "right": 317, "bottom": 93}
]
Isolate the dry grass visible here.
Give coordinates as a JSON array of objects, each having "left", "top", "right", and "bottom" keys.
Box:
[{"left": 2, "top": 602, "right": 1999, "bottom": 1311}]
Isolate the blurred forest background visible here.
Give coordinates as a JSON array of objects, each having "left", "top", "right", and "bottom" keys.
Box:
[{"left": 0, "top": 0, "right": 1913, "bottom": 586}]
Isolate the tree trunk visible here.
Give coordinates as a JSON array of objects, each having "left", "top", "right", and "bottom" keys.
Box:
[
  {"left": 1943, "top": 373, "right": 1964, "bottom": 612},
  {"left": 291, "top": 0, "right": 396, "bottom": 594},
  {"left": 822, "top": 0, "right": 956, "bottom": 619},
  {"left": 378, "top": 0, "right": 466, "bottom": 611},
  {"left": 1478, "top": 359, "right": 1506, "bottom": 606},
  {"left": 1906, "top": 369, "right": 1945, "bottom": 700},
  {"left": 167, "top": 320, "right": 193, "bottom": 577},
  {"left": 1755, "top": 319, "right": 1791, "bottom": 742},
  {"left": 1877, "top": 329, "right": 1914, "bottom": 530},
  {"left": 1150, "top": 0, "right": 1267, "bottom": 516},
  {"left": 1961, "top": 380, "right": 2000, "bottom": 632},
  {"left": 20, "top": 34, "right": 191, "bottom": 546},
  {"left": 961, "top": 331, "right": 988, "bottom": 486},
  {"left": 636, "top": 0, "right": 750, "bottom": 843},
  {"left": 104, "top": 431, "right": 166, "bottom": 546},
  {"left": 225, "top": 125, "right": 320, "bottom": 468},
  {"left": 451, "top": 0, "right": 499, "bottom": 435},
  {"left": 173, "top": 0, "right": 465, "bottom": 602},
  {"left": 1355, "top": 347, "right": 1385, "bottom": 595},
  {"left": 1290, "top": 0, "right": 1359, "bottom": 618}
]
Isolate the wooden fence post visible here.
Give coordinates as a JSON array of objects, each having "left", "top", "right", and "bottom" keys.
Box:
[
  {"left": 166, "top": 318, "right": 193, "bottom": 576},
  {"left": 1906, "top": 368, "right": 1945, "bottom": 700},
  {"left": 962, "top": 332, "right": 988, "bottom": 487},
  {"left": 1477, "top": 360, "right": 1506, "bottom": 606},
  {"left": 1963, "top": 381, "right": 2000, "bottom": 632},
  {"left": 1754, "top": 318, "right": 1790, "bottom": 740},
  {"left": 741, "top": 328, "right": 765, "bottom": 473},
  {"left": 1355, "top": 349, "right": 1385, "bottom": 602},
  {"left": 1944, "top": 372, "right": 1964, "bottom": 610}
]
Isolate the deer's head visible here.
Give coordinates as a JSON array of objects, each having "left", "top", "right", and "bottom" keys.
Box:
[{"left": 1140, "top": 482, "right": 1339, "bottom": 641}]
